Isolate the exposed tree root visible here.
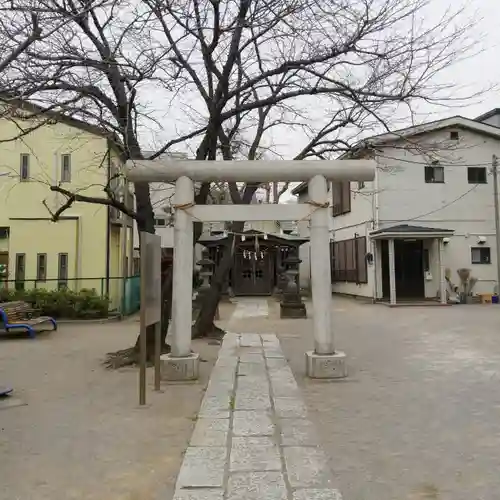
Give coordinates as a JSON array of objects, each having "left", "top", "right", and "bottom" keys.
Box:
[
  {"left": 192, "top": 323, "right": 226, "bottom": 340},
  {"left": 103, "top": 344, "right": 172, "bottom": 370}
]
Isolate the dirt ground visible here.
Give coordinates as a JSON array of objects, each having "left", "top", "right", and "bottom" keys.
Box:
[
  {"left": 0, "top": 309, "right": 235, "bottom": 500},
  {"left": 4, "top": 297, "right": 500, "bottom": 500}
]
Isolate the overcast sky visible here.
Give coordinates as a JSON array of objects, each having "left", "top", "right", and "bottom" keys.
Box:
[{"left": 412, "top": 0, "right": 500, "bottom": 121}]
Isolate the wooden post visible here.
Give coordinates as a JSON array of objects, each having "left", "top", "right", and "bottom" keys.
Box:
[{"left": 388, "top": 238, "right": 396, "bottom": 306}]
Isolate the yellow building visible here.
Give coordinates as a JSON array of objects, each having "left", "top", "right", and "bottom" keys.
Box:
[{"left": 0, "top": 98, "right": 133, "bottom": 310}]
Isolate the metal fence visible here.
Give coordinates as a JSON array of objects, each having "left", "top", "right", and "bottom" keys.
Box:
[{"left": 0, "top": 276, "right": 141, "bottom": 316}]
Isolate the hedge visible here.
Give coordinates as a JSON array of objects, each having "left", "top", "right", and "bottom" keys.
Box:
[{"left": 0, "top": 287, "right": 110, "bottom": 319}]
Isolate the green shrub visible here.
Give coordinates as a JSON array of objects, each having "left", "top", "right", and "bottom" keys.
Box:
[{"left": 0, "top": 287, "right": 109, "bottom": 319}]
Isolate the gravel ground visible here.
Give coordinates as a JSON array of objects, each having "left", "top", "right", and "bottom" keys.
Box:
[
  {"left": 227, "top": 296, "right": 500, "bottom": 500},
  {"left": 0, "top": 311, "right": 231, "bottom": 500}
]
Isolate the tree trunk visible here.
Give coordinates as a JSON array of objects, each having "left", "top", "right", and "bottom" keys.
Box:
[
  {"left": 193, "top": 221, "right": 245, "bottom": 337},
  {"left": 192, "top": 241, "right": 234, "bottom": 337}
]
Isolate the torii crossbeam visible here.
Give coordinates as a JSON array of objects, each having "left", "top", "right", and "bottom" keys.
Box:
[{"left": 127, "top": 159, "right": 375, "bottom": 380}]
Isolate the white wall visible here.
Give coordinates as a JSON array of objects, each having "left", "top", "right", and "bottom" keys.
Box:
[
  {"left": 296, "top": 126, "right": 500, "bottom": 298},
  {"left": 376, "top": 128, "right": 500, "bottom": 295}
]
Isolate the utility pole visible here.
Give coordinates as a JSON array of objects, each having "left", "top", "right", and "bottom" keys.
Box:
[{"left": 492, "top": 154, "right": 500, "bottom": 294}]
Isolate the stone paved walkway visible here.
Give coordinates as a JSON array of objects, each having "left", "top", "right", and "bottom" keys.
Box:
[
  {"left": 172, "top": 328, "right": 342, "bottom": 500},
  {"left": 230, "top": 298, "right": 269, "bottom": 319}
]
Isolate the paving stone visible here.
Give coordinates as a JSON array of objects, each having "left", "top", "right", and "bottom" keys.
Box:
[
  {"left": 292, "top": 489, "right": 343, "bottom": 500},
  {"left": 220, "top": 333, "right": 239, "bottom": 348},
  {"left": 227, "top": 471, "right": 287, "bottom": 500},
  {"left": 205, "top": 377, "right": 234, "bottom": 392},
  {"left": 213, "top": 357, "right": 239, "bottom": 369},
  {"left": 230, "top": 437, "right": 282, "bottom": 472},
  {"left": 237, "top": 378, "right": 270, "bottom": 394},
  {"left": 280, "top": 418, "right": 320, "bottom": 446},
  {"left": 233, "top": 411, "right": 275, "bottom": 436},
  {"left": 235, "top": 392, "right": 271, "bottom": 410},
  {"left": 239, "top": 353, "right": 265, "bottom": 363},
  {"left": 209, "top": 366, "right": 237, "bottom": 382},
  {"left": 198, "top": 396, "right": 231, "bottom": 419},
  {"left": 239, "top": 347, "right": 263, "bottom": 354},
  {"left": 269, "top": 370, "right": 300, "bottom": 397},
  {"left": 267, "top": 363, "right": 295, "bottom": 376},
  {"left": 274, "top": 397, "right": 308, "bottom": 418},
  {"left": 240, "top": 333, "right": 263, "bottom": 347},
  {"left": 283, "top": 447, "right": 334, "bottom": 488},
  {"left": 271, "top": 379, "right": 301, "bottom": 397},
  {"left": 260, "top": 334, "right": 280, "bottom": 346},
  {"left": 238, "top": 362, "right": 269, "bottom": 377},
  {"left": 190, "top": 418, "right": 230, "bottom": 446},
  {"left": 176, "top": 447, "right": 227, "bottom": 488},
  {"left": 264, "top": 348, "right": 285, "bottom": 359},
  {"left": 173, "top": 489, "right": 224, "bottom": 500}
]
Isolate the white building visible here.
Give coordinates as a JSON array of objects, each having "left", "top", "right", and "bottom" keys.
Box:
[{"left": 293, "top": 113, "right": 500, "bottom": 302}]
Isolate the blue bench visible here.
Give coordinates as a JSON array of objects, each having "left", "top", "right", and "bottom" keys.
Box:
[{"left": 0, "top": 301, "right": 57, "bottom": 338}]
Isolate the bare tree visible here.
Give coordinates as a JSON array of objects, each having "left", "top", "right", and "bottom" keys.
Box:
[
  {"left": 0, "top": 0, "right": 475, "bottom": 365},
  {"left": 0, "top": 13, "right": 42, "bottom": 75}
]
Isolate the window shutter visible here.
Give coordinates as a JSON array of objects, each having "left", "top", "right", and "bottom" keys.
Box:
[
  {"left": 342, "top": 182, "right": 351, "bottom": 214},
  {"left": 356, "top": 237, "right": 367, "bottom": 283},
  {"left": 332, "top": 182, "right": 342, "bottom": 216},
  {"left": 330, "top": 236, "right": 368, "bottom": 284}
]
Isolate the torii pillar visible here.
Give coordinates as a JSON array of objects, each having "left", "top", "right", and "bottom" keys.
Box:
[{"left": 126, "top": 159, "right": 375, "bottom": 380}]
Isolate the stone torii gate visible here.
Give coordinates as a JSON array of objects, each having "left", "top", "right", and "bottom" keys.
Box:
[{"left": 126, "top": 159, "right": 375, "bottom": 380}]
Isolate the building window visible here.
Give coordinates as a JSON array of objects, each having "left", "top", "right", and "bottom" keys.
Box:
[
  {"left": 332, "top": 181, "right": 351, "bottom": 217},
  {"left": 471, "top": 247, "right": 491, "bottom": 264},
  {"left": 20, "top": 154, "right": 30, "bottom": 181},
  {"left": 58, "top": 253, "right": 69, "bottom": 289},
  {"left": 450, "top": 131, "right": 459, "bottom": 140},
  {"left": 15, "top": 253, "right": 25, "bottom": 290},
  {"left": 358, "top": 181, "right": 365, "bottom": 190},
  {"left": 468, "top": 167, "right": 487, "bottom": 184},
  {"left": 425, "top": 162, "right": 444, "bottom": 183},
  {"left": 331, "top": 236, "right": 367, "bottom": 283},
  {"left": 61, "top": 154, "right": 71, "bottom": 182},
  {"left": 154, "top": 217, "right": 166, "bottom": 227},
  {"left": 36, "top": 253, "right": 47, "bottom": 282}
]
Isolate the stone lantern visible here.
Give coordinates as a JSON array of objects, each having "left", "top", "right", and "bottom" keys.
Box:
[
  {"left": 280, "top": 255, "right": 306, "bottom": 318},
  {"left": 197, "top": 250, "right": 215, "bottom": 292},
  {"left": 193, "top": 250, "right": 217, "bottom": 321}
]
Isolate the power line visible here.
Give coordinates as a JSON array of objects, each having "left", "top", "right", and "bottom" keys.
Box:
[
  {"left": 331, "top": 184, "right": 481, "bottom": 233},
  {"left": 376, "top": 153, "right": 493, "bottom": 168},
  {"left": 391, "top": 184, "right": 480, "bottom": 223}
]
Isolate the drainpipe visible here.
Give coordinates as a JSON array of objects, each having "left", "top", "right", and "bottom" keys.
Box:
[
  {"left": 105, "top": 140, "right": 111, "bottom": 297},
  {"left": 371, "top": 158, "right": 380, "bottom": 302},
  {"left": 373, "top": 158, "right": 380, "bottom": 229}
]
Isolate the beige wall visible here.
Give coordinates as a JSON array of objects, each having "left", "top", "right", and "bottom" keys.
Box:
[{"left": 0, "top": 110, "right": 129, "bottom": 304}]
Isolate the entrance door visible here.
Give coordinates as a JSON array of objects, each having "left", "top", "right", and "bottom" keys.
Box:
[
  {"left": 233, "top": 251, "right": 272, "bottom": 295},
  {"left": 381, "top": 239, "right": 425, "bottom": 299}
]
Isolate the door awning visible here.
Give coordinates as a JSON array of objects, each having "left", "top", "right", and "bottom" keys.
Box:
[{"left": 370, "top": 224, "right": 454, "bottom": 240}]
